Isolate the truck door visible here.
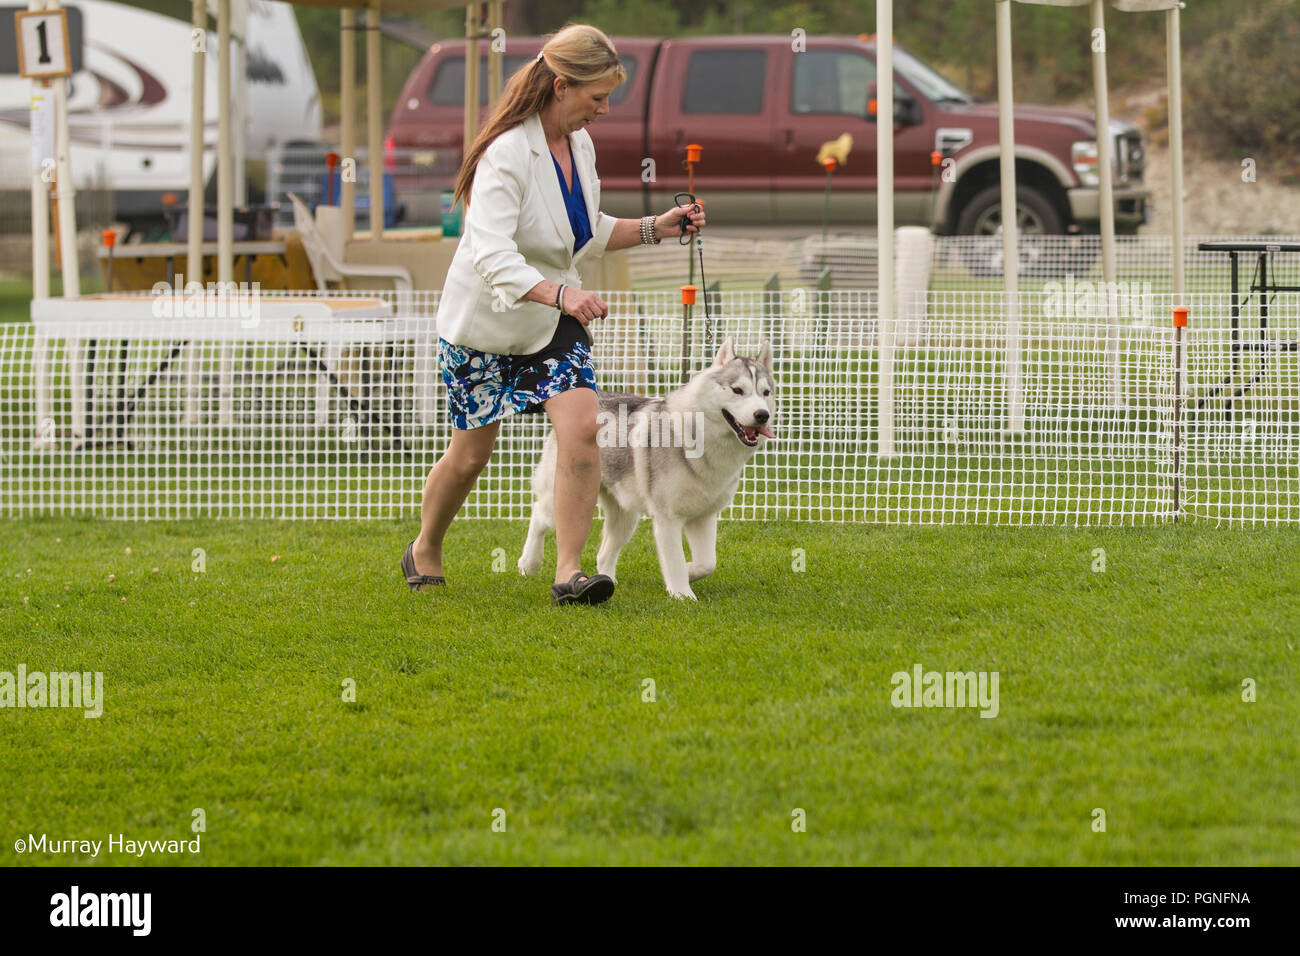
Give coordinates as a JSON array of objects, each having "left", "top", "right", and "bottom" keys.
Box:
[
  {"left": 773, "top": 45, "right": 936, "bottom": 226},
  {"left": 647, "top": 40, "right": 775, "bottom": 223},
  {"left": 773, "top": 45, "right": 878, "bottom": 223}
]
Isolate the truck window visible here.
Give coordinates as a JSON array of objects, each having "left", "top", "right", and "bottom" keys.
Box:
[
  {"left": 891, "top": 47, "right": 971, "bottom": 104},
  {"left": 792, "top": 51, "right": 875, "bottom": 116},
  {"left": 682, "top": 49, "right": 766, "bottom": 114},
  {"left": 429, "top": 55, "right": 638, "bottom": 106}
]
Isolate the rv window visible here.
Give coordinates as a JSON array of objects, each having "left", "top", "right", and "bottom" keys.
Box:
[
  {"left": 429, "top": 55, "right": 638, "bottom": 107},
  {"left": 682, "top": 50, "right": 766, "bottom": 115},
  {"left": 792, "top": 51, "right": 875, "bottom": 116}
]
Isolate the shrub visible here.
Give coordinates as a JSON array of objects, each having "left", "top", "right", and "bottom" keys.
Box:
[{"left": 1184, "top": 0, "right": 1300, "bottom": 180}]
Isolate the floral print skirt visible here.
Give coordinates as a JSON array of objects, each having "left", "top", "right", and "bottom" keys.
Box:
[{"left": 438, "top": 314, "right": 597, "bottom": 430}]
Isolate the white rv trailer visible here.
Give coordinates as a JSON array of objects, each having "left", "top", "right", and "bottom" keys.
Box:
[{"left": 0, "top": 0, "right": 322, "bottom": 233}]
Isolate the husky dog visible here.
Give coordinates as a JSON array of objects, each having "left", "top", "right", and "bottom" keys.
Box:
[{"left": 518, "top": 338, "right": 776, "bottom": 600}]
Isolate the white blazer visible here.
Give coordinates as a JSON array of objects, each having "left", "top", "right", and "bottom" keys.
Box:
[{"left": 435, "top": 111, "right": 617, "bottom": 355}]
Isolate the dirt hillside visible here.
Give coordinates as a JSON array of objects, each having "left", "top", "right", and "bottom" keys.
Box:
[{"left": 1118, "top": 87, "right": 1300, "bottom": 236}]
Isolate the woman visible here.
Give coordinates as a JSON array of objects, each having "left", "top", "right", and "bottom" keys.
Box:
[{"left": 401, "top": 23, "right": 705, "bottom": 606}]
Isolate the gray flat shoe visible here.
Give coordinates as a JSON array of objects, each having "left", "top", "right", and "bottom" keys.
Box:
[
  {"left": 551, "top": 571, "right": 615, "bottom": 606},
  {"left": 401, "top": 540, "right": 445, "bottom": 591}
]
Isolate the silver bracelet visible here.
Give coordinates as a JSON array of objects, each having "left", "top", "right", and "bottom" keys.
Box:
[
  {"left": 640, "top": 215, "right": 661, "bottom": 245},
  {"left": 555, "top": 283, "right": 566, "bottom": 312}
]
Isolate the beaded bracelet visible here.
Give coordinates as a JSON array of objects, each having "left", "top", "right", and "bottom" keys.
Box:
[{"left": 640, "top": 215, "right": 661, "bottom": 245}]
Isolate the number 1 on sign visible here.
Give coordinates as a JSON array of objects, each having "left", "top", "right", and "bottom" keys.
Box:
[{"left": 35, "top": 19, "right": 51, "bottom": 63}]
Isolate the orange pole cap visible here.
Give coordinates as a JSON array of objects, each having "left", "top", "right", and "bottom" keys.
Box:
[
  {"left": 680, "top": 284, "right": 697, "bottom": 305},
  {"left": 867, "top": 98, "right": 878, "bottom": 117},
  {"left": 930, "top": 151, "right": 943, "bottom": 167},
  {"left": 821, "top": 157, "right": 837, "bottom": 172},
  {"left": 1173, "top": 306, "right": 1189, "bottom": 328},
  {"left": 685, "top": 143, "right": 702, "bottom": 164},
  {"left": 101, "top": 229, "right": 117, "bottom": 248},
  {"left": 326, "top": 152, "right": 339, "bottom": 167},
  {"left": 161, "top": 193, "right": 178, "bottom": 206}
]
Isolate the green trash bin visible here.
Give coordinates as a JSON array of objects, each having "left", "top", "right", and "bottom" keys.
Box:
[{"left": 440, "top": 189, "right": 462, "bottom": 237}]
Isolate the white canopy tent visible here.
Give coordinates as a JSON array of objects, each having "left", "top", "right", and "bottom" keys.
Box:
[
  {"left": 31, "top": 0, "right": 508, "bottom": 301},
  {"left": 205, "top": 0, "right": 506, "bottom": 287},
  {"left": 1109, "top": 0, "right": 1186, "bottom": 304},
  {"left": 875, "top": 0, "right": 1188, "bottom": 452},
  {"left": 1001, "top": 0, "right": 1183, "bottom": 268},
  {"left": 25, "top": 0, "right": 79, "bottom": 304},
  {"left": 1000, "top": 0, "right": 1187, "bottom": 414},
  {"left": 27, "top": 0, "right": 505, "bottom": 441}
]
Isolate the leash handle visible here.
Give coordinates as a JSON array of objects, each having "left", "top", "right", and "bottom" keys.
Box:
[
  {"left": 674, "top": 192, "right": 711, "bottom": 346},
  {"left": 674, "top": 192, "right": 701, "bottom": 245},
  {"left": 673, "top": 192, "right": 713, "bottom": 369}
]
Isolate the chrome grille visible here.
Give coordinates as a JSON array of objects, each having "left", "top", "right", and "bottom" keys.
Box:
[{"left": 1116, "top": 134, "right": 1145, "bottom": 184}]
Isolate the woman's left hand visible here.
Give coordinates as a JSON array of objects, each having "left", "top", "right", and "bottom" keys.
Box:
[{"left": 656, "top": 199, "right": 705, "bottom": 241}]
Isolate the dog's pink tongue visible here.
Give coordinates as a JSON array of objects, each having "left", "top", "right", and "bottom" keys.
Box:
[{"left": 757, "top": 426, "right": 776, "bottom": 438}]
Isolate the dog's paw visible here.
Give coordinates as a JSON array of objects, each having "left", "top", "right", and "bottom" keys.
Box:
[
  {"left": 517, "top": 556, "right": 540, "bottom": 576},
  {"left": 686, "top": 562, "right": 715, "bottom": 583},
  {"left": 667, "top": 587, "right": 697, "bottom": 602}
]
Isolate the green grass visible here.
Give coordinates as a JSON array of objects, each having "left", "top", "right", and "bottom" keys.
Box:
[
  {"left": 0, "top": 275, "right": 105, "bottom": 323},
  {"left": 2, "top": 518, "right": 1297, "bottom": 865}
]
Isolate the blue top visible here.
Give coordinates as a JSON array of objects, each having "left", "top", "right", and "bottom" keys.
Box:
[{"left": 552, "top": 148, "right": 592, "bottom": 255}]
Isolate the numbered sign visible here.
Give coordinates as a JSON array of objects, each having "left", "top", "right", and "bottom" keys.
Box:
[{"left": 14, "top": 9, "right": 72, "bottom": 79}]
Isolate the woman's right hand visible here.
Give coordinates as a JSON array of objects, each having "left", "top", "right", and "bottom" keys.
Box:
[{"left": 561, "top": 287, "right": 608, "bottom": 326}]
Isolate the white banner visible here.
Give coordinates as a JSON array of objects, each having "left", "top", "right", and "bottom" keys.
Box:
[{"left": 29, "top": 89, "right": 54, "bottom": 176}]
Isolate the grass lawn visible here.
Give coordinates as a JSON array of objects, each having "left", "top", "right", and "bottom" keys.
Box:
[
  {"left": 0, "top": 276, "right": 105, "bottom": 323},
  {"left": 2, "top": 517, "right": 1297, "bottom": 865}
]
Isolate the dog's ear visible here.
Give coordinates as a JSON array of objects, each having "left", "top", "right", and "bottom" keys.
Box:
[
  {"left": 756, "top": 341, "right": 773, "bottom": 372},
  {"left": 711, "top": 337, "right": 736, "bottom": 367}
]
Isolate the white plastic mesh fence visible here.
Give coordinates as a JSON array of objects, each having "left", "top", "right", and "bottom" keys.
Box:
[
  {"left": 0, "top": 288, "right": 871, "bottom": 521},
  {"left": 877, "top": 289, "right": 1175, "bottom": 525},
  {"left": 625, "top": 232, "right": 1300, "bottom": 297},
  {"left": 3, "top": 268, "right": 1300, "bottom": 524},
  {"left": 1181, "top": 293, "right": 1300, "bottom": 526}
]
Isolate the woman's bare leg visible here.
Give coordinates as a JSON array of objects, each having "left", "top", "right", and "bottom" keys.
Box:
[
  {"left": 543, "top": 387, "right": 601, "bottom": 585},
  {"left": 411, "top": 420, "right": 501, "bottom": 577}
]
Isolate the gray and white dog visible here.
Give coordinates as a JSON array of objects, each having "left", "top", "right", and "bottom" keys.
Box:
[{"left": 518, "top": 337, "right": 776, "bottom": 600}]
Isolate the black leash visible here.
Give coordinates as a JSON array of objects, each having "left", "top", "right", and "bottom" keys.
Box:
[{"left": 675, "top": 192, "right": 712, "bottom": 362}]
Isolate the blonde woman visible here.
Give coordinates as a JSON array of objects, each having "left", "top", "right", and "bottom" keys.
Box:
[{"left": 401, "top": 24, "right": 705, "bottom": 605}]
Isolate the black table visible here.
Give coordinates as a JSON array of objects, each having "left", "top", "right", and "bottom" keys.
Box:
[{"left": 1195, "top": 241, "right": 1300, "bottom": 413}]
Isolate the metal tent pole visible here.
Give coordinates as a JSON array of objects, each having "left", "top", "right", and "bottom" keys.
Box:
[
  {"left": 341, "top": 7, "right": 356, "bottom": 241},
  {"left": 1090, "top": 0, "right": 1122, "bottom": 408},
  {"left": 366, "top": 0, "right": 383, "bottom": 239},
  {"left": 997, "top": 0, "right": 1024, "bottom": 435},
  {"left": 875, "top": 0, "right": 896, "bottom": 458},
  {"left": 1167, "top": 2, "right": 1185, "bottom": 305}
]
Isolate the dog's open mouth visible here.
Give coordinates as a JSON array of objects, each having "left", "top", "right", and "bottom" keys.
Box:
[{"left": 722, "top": 409, "right": 776, "bottom": 447}]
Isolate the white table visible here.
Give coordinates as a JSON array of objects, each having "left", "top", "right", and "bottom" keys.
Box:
[
  {"left": 29, "top": 295, "right": 436, "bottom": 449},
  {"left": 97, "top": 240, "right": 289, "bottom": 288}
]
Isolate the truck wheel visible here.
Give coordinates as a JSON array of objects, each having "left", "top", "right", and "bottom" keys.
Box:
[{"left": 954, "top": 185, "right": 1097, "bottom": 279}]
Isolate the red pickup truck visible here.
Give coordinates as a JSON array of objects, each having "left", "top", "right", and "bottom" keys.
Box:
[{"left": 387, "top": 34, "right": 1149, "bottom": 242}]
